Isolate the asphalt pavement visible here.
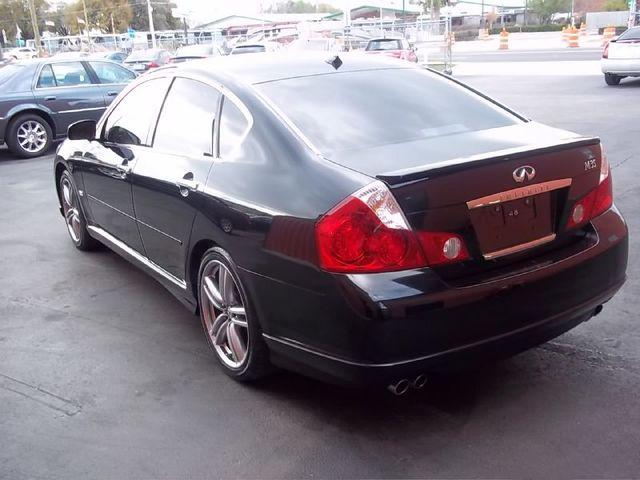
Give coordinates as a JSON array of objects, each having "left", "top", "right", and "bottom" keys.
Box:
[
  {"left": 452, "top": 47, "right": 602, "bottom": 63},
  {"left": 1, "top": 64, "right": 640, "bottom": 478}
]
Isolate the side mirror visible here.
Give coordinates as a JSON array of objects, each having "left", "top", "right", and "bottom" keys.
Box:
[{"left": 67, "top": 119, "right": 96, "bottom": 141}]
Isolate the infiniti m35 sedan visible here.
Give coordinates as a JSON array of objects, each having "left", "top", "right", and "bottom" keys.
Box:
[{"left": 54, "top": 54, "right": 627, "bottom": 392}]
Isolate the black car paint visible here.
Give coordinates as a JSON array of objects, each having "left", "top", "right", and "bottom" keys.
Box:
[
  {"left": 54, "top": 55, "right": 628, "bottom": 386},
  {"left": 0, "top": 59, "right": 134, "bottom": 145}
]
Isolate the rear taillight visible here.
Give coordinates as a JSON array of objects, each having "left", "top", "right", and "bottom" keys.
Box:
[
  {"left": 315, "top": 181, "right": 468, "bottom": 273},
  {"left": 148, "top": 61, "right": 159, "bottom": 68},
  {"left": 566, "top": 148, "right": 613, "bottom": 230},
  {"left": 602, "top": 43, "right": 609, "bottom": 58}
]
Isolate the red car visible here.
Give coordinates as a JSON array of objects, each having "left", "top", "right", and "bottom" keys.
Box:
[{"left": 364, "top": 37, "right": 418, "bottom": 62}]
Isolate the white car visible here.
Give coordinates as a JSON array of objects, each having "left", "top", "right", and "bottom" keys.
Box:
[
  {"left": 6, "top": 47, "right": 38, "bottom": 60},
  {"left": 601, "top": 26, "right": 640, "bottom": 85}
]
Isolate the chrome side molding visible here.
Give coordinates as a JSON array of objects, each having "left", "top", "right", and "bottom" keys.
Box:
[{"left": 87, "top": 225, "right": 187, "bottom": 290}]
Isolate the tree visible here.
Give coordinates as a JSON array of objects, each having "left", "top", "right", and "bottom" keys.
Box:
[
  {"left": 604, "top": 0, "right": 628, "bottom": 10},
  {"left": 0, "top": 0, "right": 49, "bottom": 43},
  {"left": 64, "top": 0, "right": 132, "bottom": 34},
  {"left": 529, "top": 0, "right": 571, "bottom": 24},
  {"left": 129, "top": 0, "right": 181, "bottom": 31},
  {"left": 417, "top": 0, "right": 445, "bottom": 21}
]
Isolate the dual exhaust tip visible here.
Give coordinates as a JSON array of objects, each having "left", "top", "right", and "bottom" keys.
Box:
[{"left": 387, "top": 374, "right": 428, "bottom": 395}]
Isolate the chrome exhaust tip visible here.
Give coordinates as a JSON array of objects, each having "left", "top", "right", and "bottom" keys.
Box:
[
  {"left": 387, "top": 379, "right": 410, "bottom": 396},
  {"left": 411, "top": 373, "right": 428, "bottom": 389}
]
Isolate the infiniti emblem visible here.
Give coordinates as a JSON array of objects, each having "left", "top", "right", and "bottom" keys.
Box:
[{"left": 513, "top": 165, "right": 536, "bottom": 183}]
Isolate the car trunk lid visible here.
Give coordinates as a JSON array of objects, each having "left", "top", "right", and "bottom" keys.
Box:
[{"left": 326, "top": 122, "right": 602, "bottom": 267}]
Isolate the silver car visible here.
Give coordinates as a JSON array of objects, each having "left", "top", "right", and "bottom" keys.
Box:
[
  {"left": 601, "top": 26, "right": 640, "bottom": 85},
  {"left": 0, "top": 58, "right": 136, "bottom": 157}
]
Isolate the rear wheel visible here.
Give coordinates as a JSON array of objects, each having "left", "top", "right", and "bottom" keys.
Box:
[
  {"left": 604, "top": 73, "right": 622, "bottom": 86},
  {"left": 6, "top": 113, "right": 53, "bottom": 158},
  {"left": 198, "top": 247, "right": 272, "bottom": 382}
]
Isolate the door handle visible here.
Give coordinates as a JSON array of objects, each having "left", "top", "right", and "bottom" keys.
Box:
[
  {"left": 176, "top": 172, "right": 199, "bottom": 196},
  {"left": 106, "top": 91, "right": 118, "bottom": 96},
  {"left": 116, "top": 160, "right": 132, "bottom": 178},
  {"left": 44, "top": 96, "right": 56, "bottom": 101}
]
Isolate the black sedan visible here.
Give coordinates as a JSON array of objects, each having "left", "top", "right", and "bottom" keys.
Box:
[
  {"left": 0, "top": 58, "right": 136, "bottom": 157},
  {"left": 54, "top": 54, "right": 627, "bottom": 393}
]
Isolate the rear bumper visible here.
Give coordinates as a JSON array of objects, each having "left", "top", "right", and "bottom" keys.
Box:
[
  {"left": 601, "top": 58, "right": 640, "bottom": 75},
  {"left": 248, "top": 208, "right": 628, "bottom": 386}
]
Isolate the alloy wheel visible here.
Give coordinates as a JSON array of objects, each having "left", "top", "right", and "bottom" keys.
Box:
[
  {"left": 200, "top": 260, "right": 249, "bottom": 369},
  {"left": 61, "top": 176, "right": 82, "bottom": 243},
  {"left": 17, "top": 120, "right": 48, "bottom": 153}
]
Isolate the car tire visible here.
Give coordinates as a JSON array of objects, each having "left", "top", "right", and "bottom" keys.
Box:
[
  {"left": 59, "top": 170, "right": 99, "bottom": 251},
  {"left": 198, "top": 247, "right": 273, "bottom": 382},
  {"left": 604, "top": 73, "right": 621, "bottom": 86},
  {"left": 6, "top": 113, "right": 53, "bottom": 158}
]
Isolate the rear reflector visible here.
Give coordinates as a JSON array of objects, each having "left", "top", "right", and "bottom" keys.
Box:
[
  {"left": 417, "top": 232, "right": 470, "bottom": 266},
  {"left": 316, "top": 181, "right": 470, "bottom": 273},
  {"left": 566, "top": 148, "right": 613, "bottom": 230}
]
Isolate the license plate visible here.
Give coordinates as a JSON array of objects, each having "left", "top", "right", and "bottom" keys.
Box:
[{"left": 469, "top": 192, "right": 554, "bottom": 257}]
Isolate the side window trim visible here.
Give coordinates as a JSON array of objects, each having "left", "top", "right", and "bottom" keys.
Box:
[{"left": 149, "top": 76, "right": 177, "bottom": 148}]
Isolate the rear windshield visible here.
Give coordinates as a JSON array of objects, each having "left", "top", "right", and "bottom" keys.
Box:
[
  {"left": 618, "top": 27, "right": 640, "bottom": 41},
  {"left": 366, "top": 39, "right": 403, "bottom": 51},
  {"left": 0, "top": 64, "right": 23, "bottom": 86},
  {"left": 126, "top": 50, "right": 158, "bottom": 61},
  {"left": 233, "top": 46, "right": 266, "bottom": 54},
  {"left": 256, "top": 68, "right": 519, "bottom": 157}
]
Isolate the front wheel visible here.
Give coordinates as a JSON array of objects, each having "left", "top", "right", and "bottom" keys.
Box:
[
  {"left": 604, "top": 73, "right": 621, "bottom": 86},
  {"left": 59, "top": 170, "right": 98, "bottom": 250},
  {"left": 198, "top": 247, "right": 272, "bottom": 382}
]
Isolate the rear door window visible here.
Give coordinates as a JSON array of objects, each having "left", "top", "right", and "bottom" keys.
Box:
[
  {"left": 104, "top": 77, "right": 171, "bottom": 146},
  {"left": 153, "top": 77, "right": 220, "bottom": 157},
  {"left": 89, "top": 61, "right": 136, "bottom": 84},
  {"left": 50, "top": 62, "right": 92, "bottom": 86}
]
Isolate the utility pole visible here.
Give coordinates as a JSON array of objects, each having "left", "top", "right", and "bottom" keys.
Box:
[
  {"left": 147, "top": 0, "right": 157, "bottom": 48},
  {"left": 27, "top": 0, "right": 43, "bottom": 57},
  {"left": 524, "top": 0, "right": 527, "bottom": 26},
  {"left": 81, "top": 0, "right": 92, "bottom": 52}
]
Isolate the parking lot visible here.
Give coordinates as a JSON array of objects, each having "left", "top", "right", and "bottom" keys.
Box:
[{"left": 1, "top": 65, "right": 640, "bottom": 478}]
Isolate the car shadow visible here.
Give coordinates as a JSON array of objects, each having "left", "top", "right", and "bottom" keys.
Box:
[{"left": 0, "top": 143, "right": 57, "bottom": 162}]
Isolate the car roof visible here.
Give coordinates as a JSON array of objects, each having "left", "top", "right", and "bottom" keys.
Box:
[{"left": 181, "top": 51, "right": 413, "bottom": 85}]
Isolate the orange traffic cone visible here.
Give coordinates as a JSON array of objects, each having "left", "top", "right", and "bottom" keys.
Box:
[
  {"left": 499, "top": 27, "right": 509, "bottom": 50},
  {"left": 568, "top": 26, "right": 579, "bottom": 47}
]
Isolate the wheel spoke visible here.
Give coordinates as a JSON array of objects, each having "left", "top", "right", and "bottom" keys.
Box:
[
  {"left": 212, "top": 313, "right": 228, "bottom": 345},
  {"left": 227, "top": 322, "right": 246, "bottom": 362},
  {"left": 228, "top": 306, "right": 245, "bottom": 316},
  {"left": 219, "top": 267, "right": 235, "bottom": 306},
  {"left": 203, "top": 276, "right": 224, "bottom": 310}
]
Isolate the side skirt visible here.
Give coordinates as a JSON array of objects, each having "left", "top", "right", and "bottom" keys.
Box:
[{"left": 87, "top": 225, "right": 197, "bottom": 313}]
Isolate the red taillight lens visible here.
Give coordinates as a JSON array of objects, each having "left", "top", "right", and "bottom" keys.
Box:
[
  {"left": 316, "top": 181, "right": 469, "bottom": 273},
  {"left": 602, "top": 43, "right": 609, "bottom": 58},
  {"left": 148, "top": 61, "right": 159, "bottom": 68},
  {"left": 566, "top": 149, "right": 613, "bottom": 230}
]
